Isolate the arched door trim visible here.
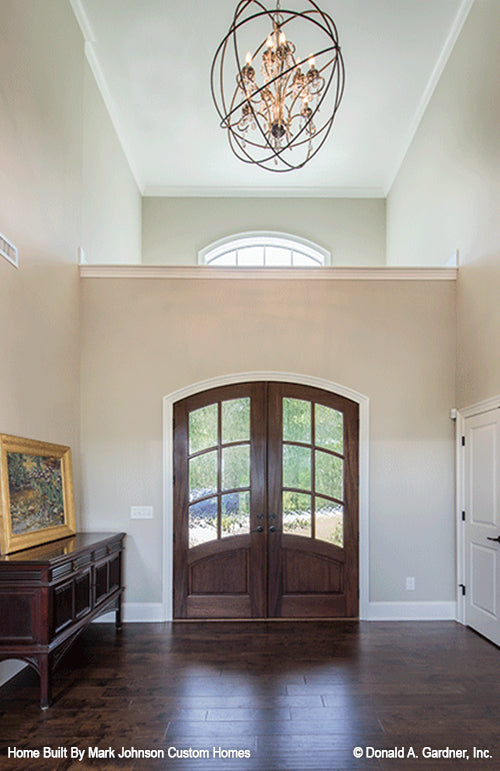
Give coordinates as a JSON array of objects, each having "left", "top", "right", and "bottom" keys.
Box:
[{"left": 163, "top": 372, "right": 369, "bottom": 620}]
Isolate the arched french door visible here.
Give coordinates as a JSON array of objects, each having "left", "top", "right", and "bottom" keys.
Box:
[{"left": 173, "top": 381, "right": 359, "bottom": 619}]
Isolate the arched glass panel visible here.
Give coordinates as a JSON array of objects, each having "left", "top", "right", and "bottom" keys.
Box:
[{"left": 200, "top": 232, "right": 330, "bottom": 268}]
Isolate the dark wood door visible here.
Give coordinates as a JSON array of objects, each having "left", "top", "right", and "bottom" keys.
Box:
[
  {"left": 173, "top": 383, "right": 267, "bottom": 618},
  {"left": 173, "top": 382, "right": 358, "bottom": 619}
]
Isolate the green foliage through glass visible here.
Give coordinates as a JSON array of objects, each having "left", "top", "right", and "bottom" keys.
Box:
[
  {"left": 315, "top": 497, "right": 343, "bottom": 547},
  {"left": 189, "top": 451, "right": 218, "bottom": 501},
  {"left": 189, "top": 404, "right": 218, "bottom": 454},
  {"left": 221, "top": 492, "right": 250, "bottom": 538},
  {"left": 283, "top": 398, "right": 311, "bottom": 443},
  {"left": 222, "top": 398, "right": 250, "bottom": 444},
  {"left": 282, "top": 491, "right": 311, "bottom": 537},
  {"left": 315, "top": 404, "right": 343, "bottom": 454}
]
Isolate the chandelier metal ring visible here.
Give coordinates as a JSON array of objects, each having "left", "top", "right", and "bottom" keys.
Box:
[{"left": 211, "top": 0, "right": 345, "bottom": 172}]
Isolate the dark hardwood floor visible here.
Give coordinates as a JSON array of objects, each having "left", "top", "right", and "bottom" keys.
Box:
[{"left": 0, "top": 621, "right": 498, "bottom": 770}]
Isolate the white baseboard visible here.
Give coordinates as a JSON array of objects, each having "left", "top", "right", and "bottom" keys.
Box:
[
  {"left": 95, "top": 601, "right": 457, "bottom": 623},
  {"left": 0, "top": 660, "right": 27, "bottom": 688},
  {"left": 367, "top": 601, "right": 457, "bottom": 621},
  {"left": 94, "top": 602, "right": 165, "bottom": 623}
]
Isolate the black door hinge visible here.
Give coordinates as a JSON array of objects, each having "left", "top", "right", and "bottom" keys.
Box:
[
  {"left": 462, "top": 436, "right": 465, "bottom": 446},
  {"left": 459, "top": 583, "right": 466, "bottom": 596},
  {"left": 462, "top": 511, "right": 466, "bottom": 521}
]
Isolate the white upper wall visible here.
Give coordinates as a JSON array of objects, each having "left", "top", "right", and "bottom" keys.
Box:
[
  {"left": 0, "top": 0, "right": 83, "bottom": 461},
  {"left": 386, "top": 0, "right": 500, "bottom": 406},
  {"left": 82, "top": 60, "right": 142, "bottom": 264},
  {"left": 142, "top": 197, "right": 386, "bottom": 266}
]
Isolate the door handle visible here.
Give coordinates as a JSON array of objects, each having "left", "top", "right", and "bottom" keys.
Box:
[
  {"left": 487, "top": 536, "right": 500, "bottom": 543},
  {"left": 252, "top": 526, "right": 264, "bottom": 533}
]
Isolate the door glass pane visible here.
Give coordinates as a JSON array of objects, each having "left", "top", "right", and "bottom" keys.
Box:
[
  {"left": 221, "top": 445, "right": 250, "bottom": 490},
  {"left": 315, "top": 450, "right": 343, "bottom": 500},
  {"left": 315, "top": 404, "right": 343, "bottom": 454},
  {"left": 222, "top": 398, "right": 250, "bottom": 444},
  {"left": 282, "top": 492, "right": 312, "bottom": 537},
  {"left": 315, "top": 497, "right": 343, "bottom": 547},
  {"left": 221, "top": 491, "right": 250, "bottom": 538},
  {"left": 283, "top": 398, "right": 311, "bottom": 443},
  {"left": 189, "top": 450, "right": 218, "bottom": 501},
  {"left": 283, "top": 444, "right": 311, "bottom": 490},
  {"left": 189, "top": 497, "right": 218, "bottom": 547},
  {"left": 189, "top": 403, "right": 218, "bottom": 454}
]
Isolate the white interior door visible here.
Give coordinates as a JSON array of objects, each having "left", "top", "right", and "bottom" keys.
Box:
[{"left": 464, "top": 409, "right": 500, "bottom": 646}]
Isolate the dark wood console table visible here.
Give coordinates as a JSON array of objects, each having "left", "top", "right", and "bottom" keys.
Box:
[{"left": 0, "top": 532, "right": 125, "bottom": 708}]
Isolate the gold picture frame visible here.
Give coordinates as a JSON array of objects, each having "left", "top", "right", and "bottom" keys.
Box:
[{"left": 0, "top": 435, "right": 76, "bottom": 555}]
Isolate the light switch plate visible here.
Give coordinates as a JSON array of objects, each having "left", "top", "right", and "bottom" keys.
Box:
[{"left": 130, "top": 506, "right": 154, "bottom": 520}]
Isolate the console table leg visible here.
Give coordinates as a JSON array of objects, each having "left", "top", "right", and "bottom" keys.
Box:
[
  {"left": 39, "top": 655, "right": 52, "bottom": 710},
  {"left": 116, "top": 598, "right": 123, "bottom": 631}
]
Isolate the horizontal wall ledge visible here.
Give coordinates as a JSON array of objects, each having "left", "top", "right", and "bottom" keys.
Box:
[{"left": 80, "top": 265, "right": 458, "bottom": 281}]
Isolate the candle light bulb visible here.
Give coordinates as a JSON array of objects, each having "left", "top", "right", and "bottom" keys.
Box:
[
  {"left": 246, "top": 51, "right": 252, "bottom": 65},
  {"left": 308, "top": 55, "right": 315, "bottom": 68}
]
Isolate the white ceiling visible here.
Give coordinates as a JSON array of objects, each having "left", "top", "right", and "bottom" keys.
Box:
[{"left": 72, "top": 0, "right": 472, "bottom": 196}]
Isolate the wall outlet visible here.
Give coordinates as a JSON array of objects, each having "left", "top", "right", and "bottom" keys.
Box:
[
  {"left": 406, "top": 577, "right": 415, "bottom": 591},
  {"left": 130, "top": 506, "right": 154, "bottom": 520}
]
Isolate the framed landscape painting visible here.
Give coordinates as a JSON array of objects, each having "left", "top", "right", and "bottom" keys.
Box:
[{"left": 0, "top": 435, "right": 76, "bottom": 555}]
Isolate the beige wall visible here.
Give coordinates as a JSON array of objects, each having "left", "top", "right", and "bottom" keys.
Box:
[
  {"left": 0, "top": 0, "right": 142, "bottom": 685},
  {"left": 387, "top": 0, "right": 500, "bottom": 406},
  {"left": 82, "top": 61, "right": 142, "bottom": 265},
  {"left": 0, "top": 0, "right": 83, "bottom": 685},
  {"left": 142, "top": 197, "right": 386, "bottom": 266},
  {"left": 0, "top": 0, "right": 82, "bottom": 481},
  {"left": 80, "top": 277, "right": 456, "bottom": 608}
]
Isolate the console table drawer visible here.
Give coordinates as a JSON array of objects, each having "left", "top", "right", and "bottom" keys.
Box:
[{"left": 0, "top": 590, "right": 39, "bottom": 643}]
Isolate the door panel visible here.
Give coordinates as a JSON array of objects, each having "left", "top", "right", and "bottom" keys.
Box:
[
  {"left": 174, "top": 382, "right": 267, "bottom": 618},
  {"left": 465, "top": 410, "right": 500, "bottom": 646},
  {"left": 267, "top": 383, "right": 358, "bottom": 618},
  {"left": 174, "top": 381, "right": 359, "bottom": 619}
]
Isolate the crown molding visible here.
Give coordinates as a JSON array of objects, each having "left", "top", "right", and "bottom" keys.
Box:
[
  {"left": 80, "top": 265, "right": 458, "bottom": 281},
  {"left": 143, "top": 186, "right": 386, "bottom": 199},
  {"left": 386, "top": 0, "right": 475, "bottom": 194}
]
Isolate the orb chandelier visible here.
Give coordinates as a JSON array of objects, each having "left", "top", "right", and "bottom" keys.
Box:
[{"left": 211, "top": 0, "right": 345, "bottom": 172}]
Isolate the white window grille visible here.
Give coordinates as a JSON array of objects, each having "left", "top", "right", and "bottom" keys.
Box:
[
  {"left": 0, "top": 232, "right": 18, "bottom": 268},
  {"left": 199, "top": 232, "right": 330, "bottom": 268}
]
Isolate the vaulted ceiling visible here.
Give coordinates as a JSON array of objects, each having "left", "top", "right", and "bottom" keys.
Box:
[{"left": 72, "top": 0, "right": 472, "bottom": 196}]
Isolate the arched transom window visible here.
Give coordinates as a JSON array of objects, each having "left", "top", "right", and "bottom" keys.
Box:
[{"left": 199, "top": 232, "right": 330, "bottom": 268}]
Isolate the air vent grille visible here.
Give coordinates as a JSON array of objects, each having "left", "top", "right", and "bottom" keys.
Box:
[{"left": 0, "top": 232, "right": 18, "bottom": 267}]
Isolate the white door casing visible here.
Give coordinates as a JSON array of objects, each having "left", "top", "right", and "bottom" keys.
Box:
[{"left": 459, "top": 403, "right": 500, "bottom": 646}]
